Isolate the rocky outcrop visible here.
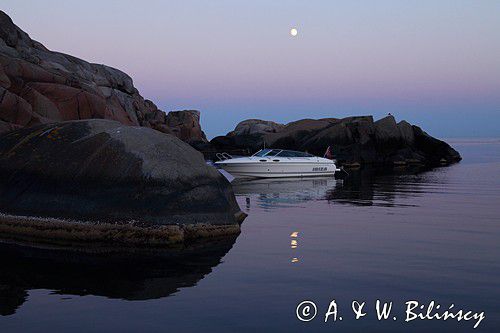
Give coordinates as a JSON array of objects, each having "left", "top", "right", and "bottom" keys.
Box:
[
  {"left": 0, "top": 11, "right": 206, "bottom": 143},
  {"left": 0, "top": 119, "right": 245, "bottom": 247},
  {"left": 228, "top": 119, "right": 285, "bottom": 136},
  {"left": 210, "top": 115, "right": 461, "bottom": 167}
]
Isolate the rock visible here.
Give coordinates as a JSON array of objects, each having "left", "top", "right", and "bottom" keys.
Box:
[
  {"left": 211, "top": 133, "right": 264, "bottom": 153},
  {"left": 165, "top": 110, "right": 207, "bottom": 143},
  {"left": 0, "top": 11, "right": 207, "bottom": 144},
  {"left": 0, "top": 10, "right": 156, "bottom": 131},
  {"left": 397, "top": 120, "right": 415, "bottom": 144},
  {"left": 264, "top": 118, "right": 336, "bottom": 148},
  {"left": 412, "top": 125, "right": 461, "bottom": 165},
  {"left": 229, "top": 119, "right": 284, "bottom": 136},
  {"left": 0, "top": 87, "right": 37, "bottom": 126},
  {"left": 0, "top": 120, "right": 20, "bottom": 133},
  {"left": 298, "top": 116, "right": 377, "bottom": 164},
  {"left": 0, "top": 120, "right": 245, "bottom": 246},
  {"left": 374, "top": 115, "right": 401, "bottom": 142}
]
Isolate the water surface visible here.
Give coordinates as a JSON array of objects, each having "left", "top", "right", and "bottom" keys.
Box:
[{"left": 1, "top": 139, "right": 499, "bottom": 332}]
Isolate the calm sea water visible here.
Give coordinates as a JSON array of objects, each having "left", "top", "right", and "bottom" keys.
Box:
[{"left": 1, "top": 139, "right": 499, "bottom": 332}]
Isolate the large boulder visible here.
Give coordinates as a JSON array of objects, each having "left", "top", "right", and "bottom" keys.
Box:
[
  {"left": 228, "top": 119, "right": 284, "bottom": 137},
  {"left": 0, "top": 11, "right": 206, "bottom": 144},
  {"left": 0, "top": 120, "right": 245, "bottom": 247}
]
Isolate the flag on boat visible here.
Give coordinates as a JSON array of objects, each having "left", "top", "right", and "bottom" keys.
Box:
[{"left": 324, "top": 146, "right": 334, "bottom": 159}]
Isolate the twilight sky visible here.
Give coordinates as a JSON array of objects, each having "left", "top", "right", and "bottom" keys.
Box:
[{"left": 3, "top": 0, "right": 499, "bottom": 138}]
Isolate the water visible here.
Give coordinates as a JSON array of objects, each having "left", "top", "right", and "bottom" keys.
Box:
[{"left": 1, "top": 139, "right": 499, "bottom": 332}]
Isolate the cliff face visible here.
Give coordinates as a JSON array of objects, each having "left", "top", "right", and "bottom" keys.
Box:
[
  {"left": 0, "top": 11, "right": 206, "bottom": 142},
  {"left": 211, "top": 115, "right": 461, "bottom": 167}
]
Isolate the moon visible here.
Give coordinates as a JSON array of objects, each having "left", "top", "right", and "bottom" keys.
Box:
[{"left": 290, "top": 28, "right": 298, "bottom": 37}]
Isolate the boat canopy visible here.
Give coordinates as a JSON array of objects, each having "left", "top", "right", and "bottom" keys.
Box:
[{"left": 252, "top": 149, "right": 315, "bottom": 158}]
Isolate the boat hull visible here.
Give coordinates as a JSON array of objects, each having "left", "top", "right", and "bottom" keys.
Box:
[{"left": 216, "top": 161, "right": 336, "bottom": 178}]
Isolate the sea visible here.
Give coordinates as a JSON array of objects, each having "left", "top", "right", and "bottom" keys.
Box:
[{"left": 0, "top": 139, "right": 499, "bottom": 332}]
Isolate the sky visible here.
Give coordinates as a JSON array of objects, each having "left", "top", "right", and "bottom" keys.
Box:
[{"left": 2, "top": 0, "right": 499, "bottom": 138}]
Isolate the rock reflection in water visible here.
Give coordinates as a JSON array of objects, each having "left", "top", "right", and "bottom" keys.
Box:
[
  {"left": 0, "top": 236, "right": 237, "bottom": 316},
  {"left": 233, "top": 166, "right": 432, "bottom": 209},
  {"left": 325, "top": 167, "right": 432, "bottom": 207}
]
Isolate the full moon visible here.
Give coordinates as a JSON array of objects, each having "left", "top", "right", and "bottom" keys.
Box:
[{"left": 290, "top": 28, "right": 298, "bottom": 37}]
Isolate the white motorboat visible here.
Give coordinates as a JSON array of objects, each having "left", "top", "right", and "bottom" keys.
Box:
[{"left": 214, "top": 149, "right": 339, "bottom": 178}]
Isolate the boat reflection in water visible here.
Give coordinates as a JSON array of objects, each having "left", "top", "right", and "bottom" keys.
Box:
[
  {"left": 0, "top": 235, "right": 238, "bottom": 316},
  {"left": 233, "top": 166, "right": 431, "bottom": 210},
  {"left": 232, "top": 177, "right": 338, "bottom": 210}
]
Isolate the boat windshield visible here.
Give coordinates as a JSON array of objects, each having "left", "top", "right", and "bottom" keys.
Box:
[
  {"left": 276, "top": 150, "right": 315, "bottom": 157},
  {"left": 253, "top": 149, "right": 315, "bottom": 158},
  {"left": 252, "top": 149, "right": 272, "bottom": 157},
  {"left": 266, "top": 149, "right": 282, "bottom": 157},
  {"left": 252, "top": 149, "right": 282, "bottom": 157}
]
